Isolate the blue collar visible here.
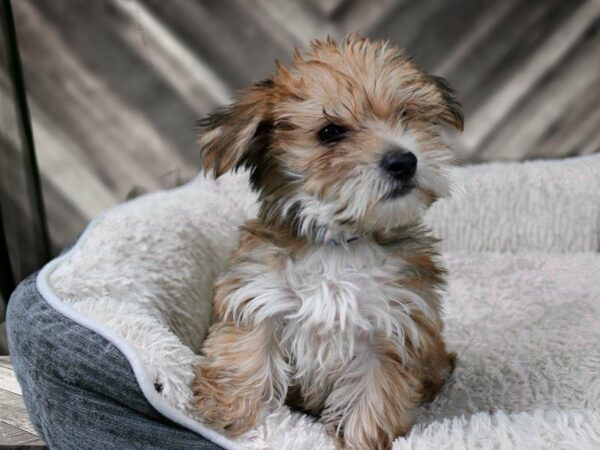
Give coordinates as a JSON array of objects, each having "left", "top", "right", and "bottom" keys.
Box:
[{"left": 327, "top": 234, "right": 366, "bottom": 246}]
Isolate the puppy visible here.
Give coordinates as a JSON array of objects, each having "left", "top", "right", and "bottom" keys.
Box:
[{"left": 192, "top": 35, "right": 461, "bottom": 450}]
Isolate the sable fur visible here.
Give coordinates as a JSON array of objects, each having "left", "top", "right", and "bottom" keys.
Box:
[{"left": 193, "top": 35, "right": 460, "bottom": 450}]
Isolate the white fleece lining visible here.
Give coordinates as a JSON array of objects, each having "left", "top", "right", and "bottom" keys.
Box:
[{"left": 36, "top": 190, "right": 246, "bottom": 450}]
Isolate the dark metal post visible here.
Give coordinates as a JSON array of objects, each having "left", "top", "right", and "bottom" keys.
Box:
[{"left": 0, "top": 0, "right": 50, "bottom": 303}]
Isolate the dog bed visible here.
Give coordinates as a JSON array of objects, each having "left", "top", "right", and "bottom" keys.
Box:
[{"left": 7, "top": 154, "right": 600, "bottom": 450}]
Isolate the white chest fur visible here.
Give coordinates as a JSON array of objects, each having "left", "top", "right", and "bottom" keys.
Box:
[
  {"left": 223, "top": 237, "right": 438, "bottom": 380},
  {"left": 279, "top": 239, "right": 435, "bottom": 376}
]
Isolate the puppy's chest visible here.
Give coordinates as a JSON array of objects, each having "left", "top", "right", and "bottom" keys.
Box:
[{"left": 280, "top": 241, "right": 426, "bottom": 336}]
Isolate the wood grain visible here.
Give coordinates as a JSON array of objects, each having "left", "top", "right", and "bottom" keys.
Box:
[
  {"left": 5, "top": 0, "right": 598, "bottom": 252},
  {"left": 0, "top": 357, "right": 46, "bottom": 448},
  {"left": 0, "top": 421, "right": 45, "bottom": 449},
  {"left": 0, "top": 365, "right": 21, "bottom": 396}
]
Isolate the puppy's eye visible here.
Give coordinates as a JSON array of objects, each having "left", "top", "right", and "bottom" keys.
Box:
[
  {"left": 399, "top": 109, "right": 409, "bottom": 119},
  {"left": 318, "top": 124, "right": 348, "bottom": 144}
]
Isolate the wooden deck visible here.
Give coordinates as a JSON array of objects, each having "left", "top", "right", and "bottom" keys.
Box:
[
  {"left": 4, "top": 0, "right": 600, "bottom": 253},
  {"left": 0, "top": 357, "right": 46, "bottom": 449}
]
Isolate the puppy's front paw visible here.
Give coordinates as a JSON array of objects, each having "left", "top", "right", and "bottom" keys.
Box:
[
  {"left": 192, "top": 360, "right": 262, "bottom": 436},
  {"left": 326, "top": 402, "right": 415, "bottom": 450},
  {"left": 330, "top": 423, "right": 408, "bottom": 450}
]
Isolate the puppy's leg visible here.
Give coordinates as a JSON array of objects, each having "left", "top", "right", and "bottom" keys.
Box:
[
  {"left": 193, "top": 321, "right": 288, "bottom": 436},
  {"left": 420, "top": 334, "right": 456, "bottom": 404},
  {"left": 322, "top": 340, "right": 421, "bottom": 450},
  {"left": 409, "top": 312, "right": 455, "bottom": 404}
]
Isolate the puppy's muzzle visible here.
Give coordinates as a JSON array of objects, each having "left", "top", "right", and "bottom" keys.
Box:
[{"left": 380, "top": 149, "right": 417, "bottom": 182}]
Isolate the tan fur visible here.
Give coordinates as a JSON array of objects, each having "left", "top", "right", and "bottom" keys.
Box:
[
  {"left": 195, "top": 225, "right": 455, "bottom": 448},
  {"left": 193, "top": 321, "right": 284, "bottom": 436},
  {"left": 327, "top": 337, "right": 422, "bottom": 450},
  {"left": 197, "top": 35, "right": 461, "bottom": 237},
  {"left": 193, "top": 35, "right": 461, "bottom": 449}
]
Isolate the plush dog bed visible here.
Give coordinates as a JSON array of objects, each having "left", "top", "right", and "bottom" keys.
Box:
[{"left": 7, "top": 155, "right": 600, "bottom": 450}]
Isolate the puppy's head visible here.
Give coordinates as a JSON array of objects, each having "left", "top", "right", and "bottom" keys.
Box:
[{"left": 199, "top": 36, "right": 462, "bottom": 242}]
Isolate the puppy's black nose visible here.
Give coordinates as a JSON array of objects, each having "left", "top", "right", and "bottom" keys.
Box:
[{"left": 380, "top": 150, "right": 417, "bottom": 181}]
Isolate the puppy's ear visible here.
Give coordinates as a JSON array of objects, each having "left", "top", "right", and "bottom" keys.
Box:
[
  {"left": 198, "top": 79, "right": 273, "bottom": 177},
  {"left": 429, "top": 75, "right": 464, "bottom": 132}
]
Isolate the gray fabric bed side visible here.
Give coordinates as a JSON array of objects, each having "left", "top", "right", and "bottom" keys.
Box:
[{"left": 7, "top": 273, "right": 223, "bottom": 450}]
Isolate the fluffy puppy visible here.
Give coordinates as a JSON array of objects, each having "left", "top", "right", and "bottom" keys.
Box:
[{"left": 192, "top": 35, "right": 461, "bottom": 450}]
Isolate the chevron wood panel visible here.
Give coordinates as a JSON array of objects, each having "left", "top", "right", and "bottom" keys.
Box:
[{"left": 6, "top": 0, "right": 600, "bottom": 252}]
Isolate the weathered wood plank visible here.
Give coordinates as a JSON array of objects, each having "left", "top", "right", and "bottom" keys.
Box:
[
  {"left": 0, "top": 365, "right": 22, "bottom": 396},
  {"left": 1, "top": 67, "right": 113, "bottom": 223},
  {"left": 444, "top": 0, "right": 578, "bottom": 113},
  {"left": 535, "top": 100, "right": 600, "bottom": 159},
  {"left": 478, "top": 15, "right": 600, "bottom": 161},
  {"left": 114, "top": 0, "right": 231, "bottom": 110},
  {"left": 0, "top": 358, "right": 43, "bottom": 442},
  {"left": 431, "top": 0, "right": 516, "bottom": 77},
  {"left": 8, "top": 0, "right": 599, "bottom": 254},
  {"left": 0, "top": 388, "right": 39, "bottom": 436},
  {"left": 308, "top": 0, "right": 348, "bottom": 18},
  {"left": 14, "top": 1, "right": 195, "bottom": 192},
  {"left": 37, "top": 176, "right": 88, "bottom": 255},
  {"left": 337, "top": 0, "right": 401, "bottom": 35},
  {"left": 143, "top": 0, "right": 291, "bottom": 88},
  {"left": 532, "top": 26, "right": 600, "bottom": 159},
  {"left": 252, "top": 0, "right": 339, "bottom": 44},
  {"left": 0, "top": 421, "right": 45, "bottom": 449},
  {"left": 580, "top": 132, "right": 600, "bottom": 156},
  {"left": 30, "top": 105, "right": 119, "bottom": 219},
  {"left": 28, "top": 0, "right": 207, "bottom": 160},
  {"left": 0, "top": 2, "right": 50, "bottom": 282},
  {"left": 374, "top": 0, "right": 498, "bottom": 73},
  {"left": 0, "top": 356, "right": 12, "bottom": 369},
  {"left": 370, "top": 0, "right": 445, "bottom": 54},
  {"left": 461, "top": 0, "right": 599, "bottom": 154}
]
